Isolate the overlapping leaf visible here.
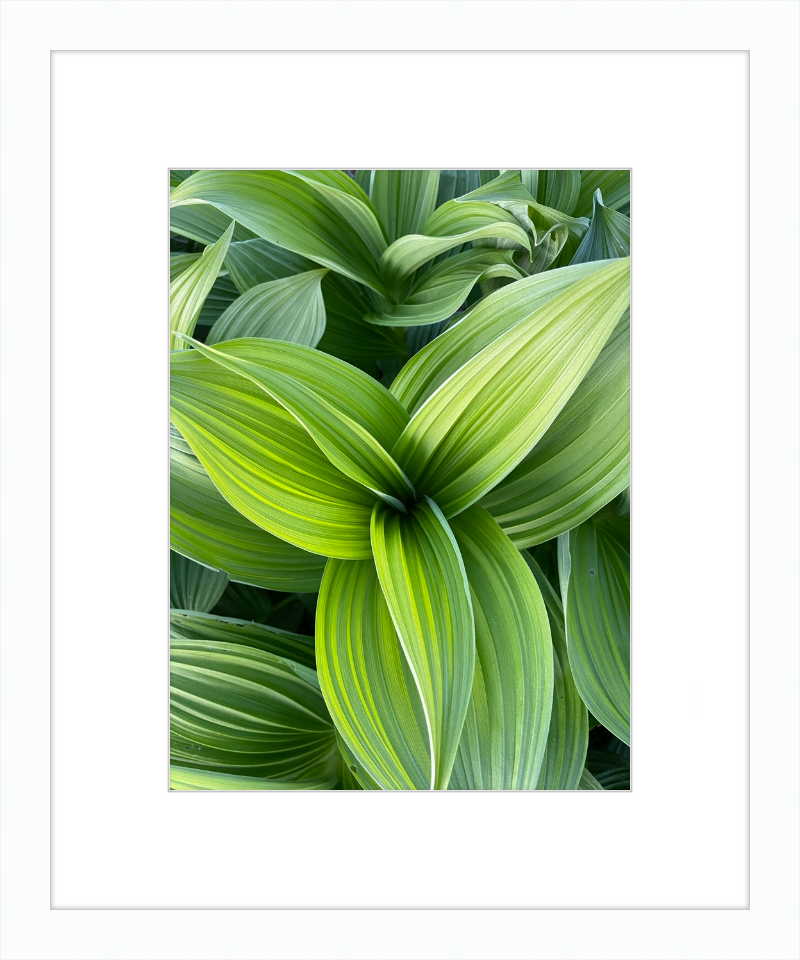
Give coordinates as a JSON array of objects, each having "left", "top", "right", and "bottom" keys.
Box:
[
  {"left": 574, "top": 170, "right": 630, "bottom": 218},
  {"left": 525, "top": 555, "right": 588, "bottom": 790},
  {"left": 207, "top": 269, "right": 328, "bottom": 348},
  {"left": 559, "top": 508, "right": 630, "bottom": 744},
  {"left": 391, "top": 258, "right": 631, "bottom": 517},
  {"left": 170, "top": 425, "right": 326, "bottom": 591},
  {"left": 370, "top": 498, "right": 475, "bottom": 789},
  {"left": 170, "top": 765, "right": 335, "bottom": 790},
  {"left": 448, "top": 508, "right": 553, "bottom": 790},
  {"left": 170, "top": 638, "right": 339, "bottom": 781},
  {"left": 169, "top": 551, "right": 229, "bottom": 612},
  {"left": 482, "top": 310, "right": 630, "bottom": 547},
  {"left": 170, "top": 170, "right": 389, "bottom": 294},
  {"left": 571, "top": 190, "right": 631, "bottom": 264},
  {"left": 177, "top": 337, "right": 415, "bottom": 510},
  {"left": 370, "top": 170, "right": 440, "bottom": 244},
  {"left": 170, "top": 202, "right": 256, "bottom": 245},
  {"left": 169, "top": 222, "right": 233, "bottom": 349}
]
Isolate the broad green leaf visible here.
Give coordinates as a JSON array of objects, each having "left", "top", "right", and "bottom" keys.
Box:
[
  {"left": 170, "top": 169, "right": 195, "bottom": 187},
  {"left": 170, "top": 252, "right": 202, "bottom": 281},
  {"left": 170, "top": 203, "right": 256, "bottom": 245},
  {"left": 391, "top": 260, "right": 612, "bottom": 415},
  {"left": 371, "top": 170, "right": 440, "bottom": 244},
  {"left": 575, "top": 170, "right": 630, "bottom": 218},
  {"left": 379, "top": 200, "right": 531, "bottom": 292},
  {"left": 169, "top": 222, "right": 233, "bottom": 349},
  {"left": 316, "top": 558, "right": 432, "bottom": 790},
  {"left": 571, "top": 190, "right": 631, "bottom": 264},
  {"left": 170, "top": 609, "right": 316, "bottom": 670},
  {"left": 520, "top": 170, "right": 581, "bottom": 216},
  {"left": 578, "top": 767, "right": 604, "bottom": 790},
  {"left": 526, "top": 555, "right": 588, "bottom": 790},
  {"left": 436, "top": 170, "right": 481, "bottom": 206},
  {"left": 207, "top": 269, "right": 328, "bottom": 348},
  {"left": 170, "top": 551, "right": 229, "bottom": 612},
  {"left": 197, "top": 274, "right": 240, "bottom": 328},
  {"left": 177, "top": 337, "right": 415, "bottom": 510},
  {"left": 170, "top": 352, "right": 376, "bottom": 559},
  {"left": 559, "top": 508, "right": 630, "bottom": 745},
  {"left": 170, "top": 638, "right": 339, "bottom": 780},
  {"left": 482, "top": 310, "right": 630, "bottom": 547},
  {"left": 586, "top": 744, "right": 630, "bottom": 790},
  {"left": 170, "top": 170, "right": 389, "bottom": 295},
  {"left": 170, "top": 425, "right": 326, "bottom": 591},
  {"left": 448, "top": 507, "right": 553, "bottom": 790},
  {"left": 170, "top": 765, "right": 335, "bottom": 790},
  {"left": 371, "top": 498, "right": 475, "bottom": 790},
  {"left": 335, "top": 732, "right": 382, "bottom": 790},
  {"left": 366, "top": 248, "right": 524, "bottom": 327},
  {"left": 225, "top": 237, "right": 315, "bottom": 292},
  {"left": 391, "top": 258, "right": 631, "bottom": 517}
]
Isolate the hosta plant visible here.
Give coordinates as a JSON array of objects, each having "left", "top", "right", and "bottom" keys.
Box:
[{"left": 169, "top": 169, "right": 631, "bottom": 791}]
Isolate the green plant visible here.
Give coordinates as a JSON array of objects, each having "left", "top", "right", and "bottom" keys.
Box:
[{"left": 169, "top": 169, "right": 631, "bottom": 791}]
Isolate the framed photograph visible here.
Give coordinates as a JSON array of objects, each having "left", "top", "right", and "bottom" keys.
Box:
[{"left": 1, "top": 1, "right": 797, "bottom": 957}]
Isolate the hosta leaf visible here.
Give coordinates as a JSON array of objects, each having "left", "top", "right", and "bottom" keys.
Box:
[
  {"left": 316, "top": 558, "right": 432, "bottom": 790},
  {"left": 559, "top": 509, "right": 630, "bottom": 745},
  {"left": 170, "top": 170, "right": 389, "bottom": 295},
  {"left": 366, "top": 248, "right": 524, "bottom": 327},
  {"left": 575, "top": 170, "right": 630, "bottom": 218},
  {"left": 520, "top": 170, "right": 581, "bottom": 216},
  {"left": 571, "top": 190, "right": 631, "bottom": 264},
  {"left": 206, "top": 269, "right": 328, "bottom": 348},
  {"left": 178, "top": 337, "right": 415, "bottom": 509},
  {"left": 169, "top": 222, "right": 233, "bottom": 349},
  {"left": 170, "top": 609, "right": 316, "bottom": 670},
  {"left": 391, "top": 260, "right": 612, "bottom": 415},
  {"left": 225, "top": 237, "right": 315, "bottom": 293},
  {"left": 578, "top": 767, "right": 604, "bottom": 790},
  {"left": 170, "top": 638, "right": 339, "bottom": 780},
  {"left": 391, "top": 258, "right": 631, "bottom": 517},
  {"left": 170, "top": 202, "right": 257, "bottom": 245},
  {"left": 170, "top": 551, "right": 229, "bottom": 612},
  {"left": 170, "top": 425, "right": 326, "bottom": 591},
  {"left": 526, "top": 555, "right": 588, "bottom": 790},
  {"left": 379, "top": 200, "right": 531, "bottom": 291},
  {"left": 170, "top": 353, "right": 376, "bottom": 559},
  {"left": 371, "top": 170, "right": 440, "bottom": 244},
  {"left": 448, "top": 507, "right": 553, "bottom": 790},
  {"left": 371, "top": 498, "right": 475, "bottom": 790},
  {"left": 170, "top": 765, "right": 335, "bottom": 790},
  {"left": 482, "top": 310, "right": 630, "bottom": 547}
]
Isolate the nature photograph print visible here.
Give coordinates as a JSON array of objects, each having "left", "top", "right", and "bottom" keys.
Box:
[{"left": 169, "top": 169, "right": 631, "bottom": 792}]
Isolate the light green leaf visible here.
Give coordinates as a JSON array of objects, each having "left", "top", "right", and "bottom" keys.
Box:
[
  {"left": 366, "top": 248, "right": 524, "bottom": 327},
  {"left": 335, "top": 732, "right": 382, "bottom": 790},
  {"left": 571, "top": 190, "right": 631, "bottom": 264},
  {"left": 520, "top": 170, "right": 581, "bottom": 216},
  {"left": 482, "top": 310, "right": 630, "bottom": 547},
  {"left": 371, "top": 498, "right": 476, "bottom": 790},
  {"left": 379, "top": 200, "right": 531, "bottom": 292},
  {"left": 578, "top": 767, "right": 604, "bottom": 790},
  {"left": 371, "top": 170, "right": 440, "bottom": 243},
  {"left": 170, "top": 252, "right": 202, "bottom": 281},
  {"left": 170, "top": 765, "right": 335, "bottom": 790},
  {"left": 170, "top": 203, "right": 256, "bottom": 245},
  {"left": 170, "top": 550, "right": 229, "bottom": 612},
  {"left": 559, "top": 508, "right": 630, "bottom": 745},
  {"left": 575, "top": 170, "right": 630, "bottom": 218},
  {"left": 169, "top": 222, "right": 234, "bottom": 349},
  {"left": 206, "top": 269, "right": 328, "bottom": 348},
  {"left": 170, "top": 609, "right": 316, "bottom": 670},
  {"left": 391, "top": 260, "right": 612, "bottom": 415},
  {"left": 170, "top": 638, "right": 339, "bottom": 781},
  {"left": 177, "top": 337, "right": 415, "bottom": 510},
  {"left": 526, "top": 555, "right": 588, "bottom": 790},
  {"left": 170, "top": 425, "right": 325, "bottom": 592},
  {"left": 448, "top": 507, "right": 553, "bottom": 790},
  {"left": 224, "top": 237, "right": 316, "bottom": 293},
  {"left": 316, "top": 558, "right": 432, "bottom": 790},
  {"left": 170, "top": 352, "right": 376, "bottom": 559},
  {"left": 391, "top": 258, "right": 631, "bottom": 517},
  {"left": 170, "top": 170, "right": 389, "bottom": 295}
]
